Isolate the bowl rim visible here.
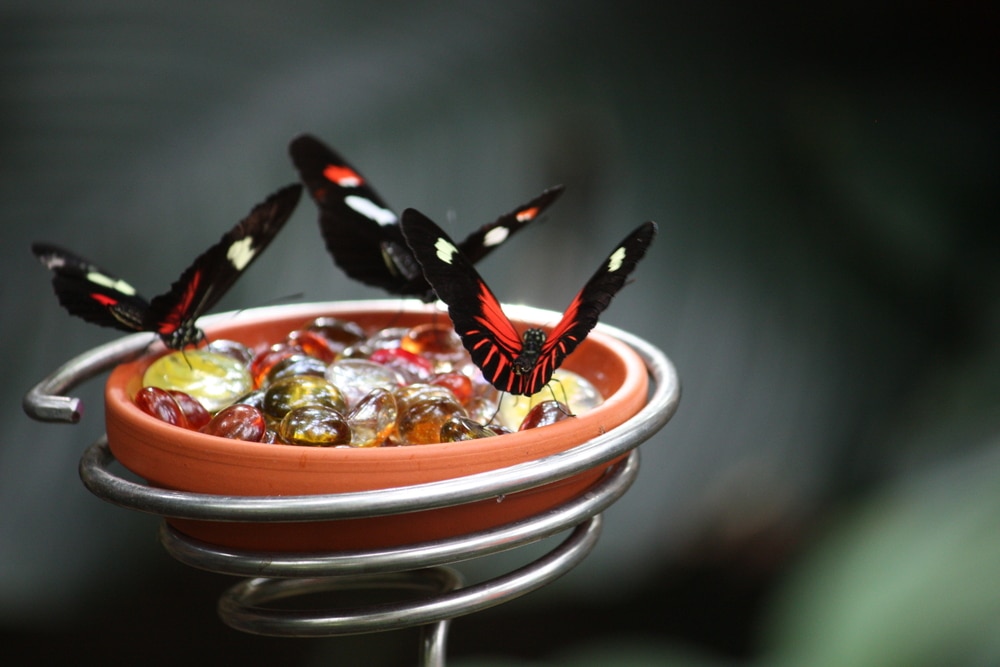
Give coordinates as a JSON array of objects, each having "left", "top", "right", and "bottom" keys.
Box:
[{"left": 90, "top": 299, "right": 680, "bottom": 522}]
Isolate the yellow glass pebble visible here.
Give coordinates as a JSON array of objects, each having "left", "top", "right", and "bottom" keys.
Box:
[{"left": 142, "top": 350, "right": 252, "bottom": 413}]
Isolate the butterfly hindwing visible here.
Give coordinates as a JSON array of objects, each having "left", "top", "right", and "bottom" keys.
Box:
[
  {"left": 288, "top": 134, "right": 411, "bottom": 294},
  {"left": 32, "top": 243, "right": 151, "bottom": 333},
  {"left": 289, "top": 133, "right": 563, "bottom": 300},
  {"left": 401, "top": 208, "right": 657, "bottom": 396},
  {"left": 399, "top": 209, "right": 526, "bottom": 391}
]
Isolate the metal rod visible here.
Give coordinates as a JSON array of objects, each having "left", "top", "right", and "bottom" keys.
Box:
[{"left": 157, "top": 450, "right": 639, "bottom": 578}]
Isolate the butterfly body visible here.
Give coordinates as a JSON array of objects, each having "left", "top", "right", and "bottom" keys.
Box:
[
  {"left": 401, "top": 209, "right": 657, "bottom": 396},
  {"left": 33, "top": 183, "right": 302, "bottom": 349},
  {"left": 289, "top": 133, "right": 563, "bottom": 300}
]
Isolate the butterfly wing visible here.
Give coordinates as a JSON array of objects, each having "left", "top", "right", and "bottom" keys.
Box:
[
  {"left": 288, "top": 134, "right": 423, "bottom": 295},
  {"left": 456, "top": 184, "right": 564, "bottom": 265},
  {"left": 519, "top": 221, "right": 658, "bottom": 394},
  {"left": 291, "top": 134, "right": 563, "bottom": 301},
  {"left": 143, "top": 183, "right": 302, "bottom": 347},
  {"left": 32, "top": 242, "right": 152, "bottom": 333},
  {"left": 401, "top": 208, "right": 530, "bottom": 393}
]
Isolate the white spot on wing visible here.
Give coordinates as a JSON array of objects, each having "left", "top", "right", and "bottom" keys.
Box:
[
  {"left": 482, "top": 226, "right": 510, "bottom": 247},
  {"left": 346, "top": 195, "right": 398, "bottom": 226},
  {"left": 87, "top": 271, "right": 137, "bottom": 295},
  {"left": 434, "top": 237, "right": 459, "bottom": 264},
  {"left": 607, "top": 246, "right": 627, "bottom": 272},
  {"left": 227, "top": 236, "right": 258, "bottom": 270}
]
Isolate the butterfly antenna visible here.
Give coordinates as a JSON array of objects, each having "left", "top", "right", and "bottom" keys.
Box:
[
  {"left": 486, "top": 391, "right": 507, "bottom": 426},
  {"left": 546, "top": 378, "right": 575, "bottom": 417}
]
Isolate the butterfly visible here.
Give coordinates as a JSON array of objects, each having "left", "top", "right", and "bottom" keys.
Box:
[
  {"left": 400, "top": 208, "right": 657, "bottom": 396},
  {"left": 288, "top": 133, "right": 563, "bottom": 301},
  {"left": 32, "top": 183, "right": 302, "bottom": 350}
]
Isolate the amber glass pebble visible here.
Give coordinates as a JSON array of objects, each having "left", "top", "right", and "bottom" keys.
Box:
[
  {"left": 397, "top": 394, "right": 467, "bottom": 446},
  {"left": 142, "top": 349, "right": 252, "bottom": 412},
  {"left": 440, "top": 415, "right": 506, "bottom": 442},
  {"left": 278, "top": 405, "right": 351, "bottom": 446},
  {"left": 263, "top": 375, "right": 347, "bottom": 421}
]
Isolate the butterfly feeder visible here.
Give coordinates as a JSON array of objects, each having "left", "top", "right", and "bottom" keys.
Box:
[{"left": 25, "top": 299, "right": 679, "bottom": 664}]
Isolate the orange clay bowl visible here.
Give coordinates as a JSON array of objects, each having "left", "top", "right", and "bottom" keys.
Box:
[{"left": 104, "top": 301, "right": 648, "bottom": 553}]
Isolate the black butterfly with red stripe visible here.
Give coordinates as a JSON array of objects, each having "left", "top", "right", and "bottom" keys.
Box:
[
  {"left": 401, "top": 209, "right": 657, "bottom": 396},
  {"left": 32, "top": 183, "right": 302, "bottom": 349},
  {"left": 288, "top": 133, "right": 563, "bottom": 301}
]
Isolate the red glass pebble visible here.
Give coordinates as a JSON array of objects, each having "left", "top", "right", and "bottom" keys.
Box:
[
  {"left": 168, "top": 390, "right": 211, "bottom": 430},
  {"left": 369, "top": 347, "right": 433, "bottom": 382},
  {"left": 304, "top": 317, "right": 367, "bottom": 354},
  {"left": 200, "top": 404, "right": 267, "bottom": 442},
  {"left": 134, "top": 386, "right": 188, "bottom": 428},
  {"left": 518, "top": 400, "right": 573, "bottom": 431},
  {"left": 430, "top": 372, "right": 473, "bottom": 406},
  {"left": 250, "top": 344, "right": 302, "bottom": 388},
  {"left": 286, "top": 328, "right": 338, "bottom": 363}
]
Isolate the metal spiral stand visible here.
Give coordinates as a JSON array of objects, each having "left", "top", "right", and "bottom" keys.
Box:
[{"left": 24, "top": 305, "right": 680, "bottom": 666}]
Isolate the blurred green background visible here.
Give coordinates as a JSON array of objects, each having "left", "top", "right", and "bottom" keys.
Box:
[{"left": 2, "top": 2, "right": 998, "bottom": 665}]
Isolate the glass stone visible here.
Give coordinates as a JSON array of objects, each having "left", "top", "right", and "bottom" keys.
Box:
[
  {"left": 278, "top": 405, "right": 351, "bottom": 447},
  {"left": 325, "top": 358, "right": 403, "bottom": 409},
  {"left": 439, "top": 415, "right": 502, "bottom": 442},
  {"left": 142, "top": 349, "right": 252, "bottom": 413},
  {"left": 201, "top": 403, "right": 267, "bottom": 442},
  {"left": 263, "top": 375, "right": 347, "bottom": 421},
  {"left": 346, "top": 388, "right": 398, "bottom": 448},
  {"left": 494, "top": 369, "right": 603, "bottom": 431},
  {"left": 134, "top": 386, "right": 188, "bottom": 427},
  {"left": 518, "top": 400, "right": 573, "bottom": 430},
  {"left": 396, "top": 395, "right": 467, "bottom": 446}
]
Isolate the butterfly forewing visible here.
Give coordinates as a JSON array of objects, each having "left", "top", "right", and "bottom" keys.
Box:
[
  {"left": 457, "top": 185, "right": 564, "bottom": 265},
  {"left": 32, "top": 243, "right": 152, "bottom": 333},
  {"left": 288, "top": 134, "right": 414, "bottom": 295},
  {"left": 143, "top": 183, "right": 302, "bottom": 345},
  {"left": 527, "top": 221, "right": 658, "bottom": 393},
  {"left": 289, "top": 133, "right": 563, "bottom": 300},
  {"left": 401, "top": 209, "right": 657, "bottom": 396},
  {"left": 399, "top": 209, "right": 525, "bottom": 387}
]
